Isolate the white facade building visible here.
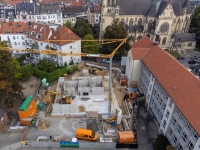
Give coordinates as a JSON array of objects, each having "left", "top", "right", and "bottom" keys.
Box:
[
  {"left": 125, "top": 37, "right": 200, "bottom": 150},
  {"left": 0, "top": 22, "right": 27, "bottom": 52}
]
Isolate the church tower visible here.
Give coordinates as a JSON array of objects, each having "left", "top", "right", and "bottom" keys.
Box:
[{"left": 99, "top": 0, "right": 118, "bottom": 39}]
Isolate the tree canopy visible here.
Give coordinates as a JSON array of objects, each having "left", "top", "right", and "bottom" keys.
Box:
[
  {"left": 100, "top": 18, "right": 130, "bottom": 58},
  {"left": 0, "top": 41, "right": 23, "bottom": 107},
  {"left": 72, "top": 18, "right": 94, "bottom": 38},
  {"left": 82, "top": 34, "right": 99, "bottom": 54},
  {"left": 37, "top": 58, "right": 57, "bottom": 73},
  {"left": 191, "top": 5, "right": 200, "bottom": 36},
  {"left": 154, "top": 134, "right": 170, "bottom": 150},
  {"left": 63, "top": 21, "right": 73, "bottom": 30}
]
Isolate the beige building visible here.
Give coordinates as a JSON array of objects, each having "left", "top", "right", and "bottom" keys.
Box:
[{"left": 100, "top": 0, "right": 194, "bottom": 50}]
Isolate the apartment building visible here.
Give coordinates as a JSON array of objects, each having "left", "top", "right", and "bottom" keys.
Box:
[
  {"left": 0, "top": 21, "right": 81, "bottom": 65},
  {"left": 62, "top": 6, "right": 86, "bottom": 25},
  {"left": 0, "top": 4, "right": 16, "bottom": 22},
  {"left": 16, "top": 3, "right": 62, "bottom": 25},
  {"left": 0, "top": 22, "right": 27, "bottom": 50},
  {"left": 25, "top": 22, "right": 81, "bottom": 65},
  {"left": 125, "top": 36, "right": 200, "bottom": 150}
]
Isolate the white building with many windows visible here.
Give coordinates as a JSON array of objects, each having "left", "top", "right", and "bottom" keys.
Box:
[
  {"left": 0, "top": 22, "right": 27, "bottom": 51},
  {"left": 125, "top": 36, "right": 200, "bottom": 150}
]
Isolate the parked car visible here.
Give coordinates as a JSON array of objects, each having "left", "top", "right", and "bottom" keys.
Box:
[
  {"left": 177, "top": 56, "right": 185, "bottom": 60},
  {"left": 188, "top": 60, "right": 197, "bottom": 64},
  {"left": 102, "top": 59, "right": 110, "bottom": 63}
]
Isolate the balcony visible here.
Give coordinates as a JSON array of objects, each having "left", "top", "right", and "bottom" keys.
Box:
[
  {"left": 45, "top": 45, "right": 57, "bottom": 50},
  {"left": 26, "top": 41, "right": 39, "bottom": 49}
]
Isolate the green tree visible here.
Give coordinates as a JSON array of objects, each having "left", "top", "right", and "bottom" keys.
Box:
[
  {"left": 82, "top": 34, "right": 99, "bottom": 54},
  {"left": 191, "top": 5, "right": 200, "bottom": 36},
  {"left": 63, "top": 21, "right": 73, "bottom": 30},
  {"left": 73, "top": 18, "right": 94, "bottom": 38},
  {"left": 100, "top": 18, "right": 130, "bottom": 58},
  {"left": 154, "top": 134, "right": 170, "bottom": 150},
  {"left": 0, "top": 41, "right": 23, "bottom": 108},
  {"left": 37, "top": 58, "right": 57, "bottom": 73},
  {"left": 21, "top": 64, "right": 33, "bottom": 80},
  {"left": 12, "top": 57, "right": 22, "bottom": 79}
]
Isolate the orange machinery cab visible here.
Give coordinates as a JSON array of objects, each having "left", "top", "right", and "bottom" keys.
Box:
[
  {"left": 18, "top": 96, "right": 37, "bottom": 126},
  {"left": 76, "top": 128, "right": 98, "bottom": 141}
]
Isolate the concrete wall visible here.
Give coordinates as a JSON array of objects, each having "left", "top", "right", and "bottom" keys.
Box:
[
  {"left": 131, "top": 59, "right": 142, "bottom": 83},
  {"left": 1, "top": 142, "right": 21, "bottom": 150},
  {"left": 79, "top": 142, "right": 116, "bottom": 149}
]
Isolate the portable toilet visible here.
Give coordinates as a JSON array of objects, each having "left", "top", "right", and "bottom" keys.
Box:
[{"left": 18, "top": 96, "right": 37, "bottom": 126}]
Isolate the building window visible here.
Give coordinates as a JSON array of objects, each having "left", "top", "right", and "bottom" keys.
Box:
[
  {"left": 40, "top": 43, "right": 43, "bottom": 46},
  {"left": 188, "top": 141, "right": 194, "bottom": 150},
  {"left": 177, "top": 124, "right": 182, "bottom": 134},
  {"left": 168, "top": 99, "right": 173, "bottom": 107},
  {"left": 192, "top": 131, "right": 198, "bottom": 141},
  {"left": 172, "top": 118, "right": 176, "bottom": 126},
  {"left": 165, "top": 110, "right": 170, "bottom": 119},
  {"left": 162, "top": 37, "right": 167, "bottom": 45},
  {"left": 182, "top": 132, "right": 187, "bottom": 143},
  {"left": 23, "top": 42, "right": 25, "bottom": 45},
  {"left": 187, "top": 43, "right": 192, "bottom": 47},
  {"left": 70, "top": 46, "right": 72, "bottom": 49},
  {"left": 162, "top": 120, "right": 166, "bottom": 129},
  {"left": 13, "top": 36, "right": 15, "bottom": 40},
  {"left": 14, "top": 42, "right": 17, "bottom": 45},
  {"left": 22, "top": 16, "right": 26, "bottom": 19},
  {"left": 29, "top": 16, "right": 31, "bottom": 19}
]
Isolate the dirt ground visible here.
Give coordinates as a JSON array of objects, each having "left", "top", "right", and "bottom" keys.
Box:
[{"left": 0, "top": 76, "right": 39, "bottom": 111}]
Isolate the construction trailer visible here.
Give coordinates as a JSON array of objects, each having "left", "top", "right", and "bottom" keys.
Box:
[{"left": 18, "top": 96, "right": 37, "bottom": 126}]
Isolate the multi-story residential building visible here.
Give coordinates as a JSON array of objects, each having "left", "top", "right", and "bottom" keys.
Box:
[
  {"left": 0, "top": 4, "right": 16, "bottom": 22},
  {"left": 125, "top": 36, "right": 200, "bottom": 150},
  {"left": 100, "top": 0, "right": 193, "bottom": 50},
  {"left": 24, "top": 22, "right": 81, "bottom": 65},
  {"left": 16, "top": 3, "right": 62, "bottom": 25},
  {"left": 62, "top": 5, "right": 87, "bottom": 25},
  {"left": 16, "top": 3, "right": 35, "bottom": 22},
  {"left": 0, "top": 22, "right": 27, "bottom": 51},
  {"left": 87, "top": 2, "right": 101, "bottom": 26},
  {"left": 48, "top": 26, "right": 81, "bottom": 65},
  {"left": 35, "top": 3, "right": 62, "bottom": 25}
]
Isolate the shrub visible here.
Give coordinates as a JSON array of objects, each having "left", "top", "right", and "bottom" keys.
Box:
[
  {"left": 47, "top": 67, "right": 68, "bottom": 82},
  {"left": 21, "top": 64, "right": 33, "bottom": 80},
  {"left": 154, "top": 134, "right": 170, "bottom": 150},
  {"left": 66, "top": 64, "right": 77, "bottom": 74},
  {"left": 32, "top": 67, "right": 48, "bottom": 79}
]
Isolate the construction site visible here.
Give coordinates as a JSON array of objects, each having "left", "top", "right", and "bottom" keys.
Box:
[
  {"left": 0, "top": 39, "right": 158, "bottom": 150},
  {"left": 21, "top": 65, "right": 139, "bottom": 148}
]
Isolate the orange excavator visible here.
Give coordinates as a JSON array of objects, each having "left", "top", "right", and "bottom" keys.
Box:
[{"left": 45, "top": 91, "right": 72, "bottom": 104}]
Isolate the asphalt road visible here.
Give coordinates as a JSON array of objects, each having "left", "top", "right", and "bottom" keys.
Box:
[{"left": 176, "top": 50, "right": 200, "bottom": 78}]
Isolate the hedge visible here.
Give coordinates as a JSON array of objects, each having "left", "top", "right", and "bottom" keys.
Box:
[
  {"left": 32, "top": 67, "right": 48, "bottom": 79},
  {"left": 31, "top": 64, "right": 78, "bottom": 83}
]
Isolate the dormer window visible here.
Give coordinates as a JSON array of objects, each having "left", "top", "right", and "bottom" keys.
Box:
[
  {"left": 37, "top": 34, "right": 43, "bottom": 39},
  {"left": 34, "top": 25, "right": 37, "bottom": 29},
  {"left": 31, "top": 31, "right": 35, "bottom": 36},
  {"left": 30, "top": 11, "right": 32, "bottom": 14},
  {"left": 17, "top": 11, "right": 19, "bottom": 14},
  {"left": 40, "top": 27, "right": 43, "bottom": 32}
]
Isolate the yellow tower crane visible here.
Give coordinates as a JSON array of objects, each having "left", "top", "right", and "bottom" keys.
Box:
[{"left": 0, "top": 38, "right": 127, "bottom": 117}]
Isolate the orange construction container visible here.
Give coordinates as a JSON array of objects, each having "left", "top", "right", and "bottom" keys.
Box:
[
  {"left": 18, "top": 96, "right": 37, "bottom": 126},
  {"left": 118, "top": 131, "right": 134, "bottom": 144}
]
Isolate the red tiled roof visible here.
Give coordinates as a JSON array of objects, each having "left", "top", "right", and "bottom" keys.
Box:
[
  {"left": 48, "top": 26, "right": 80, "bottom": 46},
  {"left": 0, "top": 22, "right": 27, "bottom": 34},
  {"left": 131, "top": 37, "right": 200, "bottom": 134},
  {"left": 71, "top": 0, "right": 82, "bottom": 7},
  {"left": 132, "top": 48, "right": 149, "bottom": 59},
  {"left": 26, "top": 22, "right": 51, "bottom": 41}
]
